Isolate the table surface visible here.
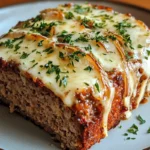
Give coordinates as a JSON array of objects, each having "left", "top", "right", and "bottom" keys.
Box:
[{"left": 0, "top": 0, "right": 150, "bottom": 10}]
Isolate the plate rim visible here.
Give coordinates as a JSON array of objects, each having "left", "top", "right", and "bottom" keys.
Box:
[{"left": 0, "top": 0, "right": 150, "bottom": 14}]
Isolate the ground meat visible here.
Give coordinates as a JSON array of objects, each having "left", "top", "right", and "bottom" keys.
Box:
[{"left": 0, "top": 60, "right": 123, "bottom": 150}]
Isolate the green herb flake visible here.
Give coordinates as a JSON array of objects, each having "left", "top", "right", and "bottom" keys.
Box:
[
  {"left": 114, "top": 20, "right": 134, "bottom": 49},
  {"left": 33, "top": 21, "right": 57, "bottom": 36},
  {"left": 127, "top": 124, "right": 138, "bottom": 135},
  {"left": 118, "top": 125, "right": 122, "bottom": 129},
  {"left": 2, "top": 39, "right": 14, "bottom": 48},
  {"left": 137, "top": 44, "right": 143, "bottom": 48},
  {"left": 38, "top": 40, "right": 44, "bottom": 47},
  {"left": 31, "top": 60, "right": 35, "bottom": 63},
  {"left": 84, "top": 82, "right": 89, "bottom": 86},
  {"left": 14, "top": 40, "right": 23, "bottom": 51},
  {"left": 126, "top": 137, "right": 136, "bottom": 140},
  {"left": 94, "top": 32, "right": 108, "bottom": 43},
  {"left": 43, "top": 47, "right": 54, "bottom": 54},
  {"left": 57, "top": 30, "right": 73, "bottom": 44},
  {"left": 23, "top": 21, "right": 30, "bottom": 28},
  {"left": 75, "top": 34, "right": 89, "bottom": 42},
  {"left": 145, "top": 56, "right": 148, "bottom": 60},
  {"left": 94, "top": 22, "right": 106, "bottom": 28},
  {"left": 59, "top": 51, "right": 64, "bottom": 59},
  {"left": 68, "top": 51, "right": 85, "bottom": 66},
  {"left": 126, "top": 137, "right": 130, "bottom": 140},
  {"left": 147, "top": 50, "right": 150, "bottom": 56},
  {"left": 12, "top": 35, "right": 25, "bottom": 42},
  {"left": 20, "top": 52, "right": 29, "bottom": 59},
  {"left": 84, "top": 44, "right": 92, "bottom": 51},
  {"left": 84, "top": 66, "right": 93, "bottom": 72},
  {"left": 81, "top": 17, "right": 91, "bottom": 28},
  {"left": 108, "top": 35, "right": 116, "bottom": 41},
  {"left": 31, "top": 63, "right": 38, "bottom": 68},
  {"left": 95, "top": 82, "right": 100, "bottom": 92},
  {"left": 123, "top": 133, "right": 128, "bottom": 136},
  {"left": 59, "top": 76, "right": 68, "bottom": 87},
  {"left": 34, "top": 15, "right": 42, "bottom": 22},
  {"left": 74, "top": 5, "right": 90, "bottom": 14},
  {"left": 9, "top": 29, "right": 13, "bottom": 33},
  {"left": 147, "top": 128, "right": 150, "bottom": 133},
  {"left": 44, "top": 61, "right": 61, "bottom": 84},
  {"left": 136, "top": 115, "right": 146, "bottom": 124},
  {"left": 65, "top": 12, "right": 74, "bottom": 19}
]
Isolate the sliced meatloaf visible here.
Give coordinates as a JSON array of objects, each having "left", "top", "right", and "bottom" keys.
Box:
[{"left": 0, "top": 3, "right": 150, "bottom": 150}]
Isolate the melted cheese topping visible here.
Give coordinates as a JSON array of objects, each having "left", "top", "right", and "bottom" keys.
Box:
[{"left": 0, "top": 3, "right": 149, "bottom": 137}]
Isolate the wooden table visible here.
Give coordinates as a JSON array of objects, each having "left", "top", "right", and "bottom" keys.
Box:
[{"left": 0, "top": 0, "right": 150, "bottom": 10}]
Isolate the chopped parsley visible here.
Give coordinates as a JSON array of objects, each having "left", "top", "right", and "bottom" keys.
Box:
[
  {"left": 42, "top": 60, "right": 69, "bottom": 87},
  {"left": 145, "top": 56, "right": 148, "bottom": 60},
  {"left": 100, "top": 14, "right": 113, "bottom": 21},
  {"left": 147, "top": 128, "right": 150, "bottom": 133},
  {"left": 126, "top": 137, "right": 136, "bottom": 140},
  {"left": 59, "top": 76, "right": 68, "bottom": 87},
  {"left": 127, "top": 124, "right": 138, "bottom": 135},
  {"left": 118, "top": 125, "right": 122, "bottom": 129},
  {"left": 43, "top": 47, "right": 54, "bottom": 54},
  {"left": 23, "top": 21, "right": 30, "bottom": 28},
  {"left": 38, "top": 40, "right": 44, "bottom": 47},
  {"left": 137, "top": 44, "right": 143, "bottom": 48},
  {"left": 95, "top": 82, "right": 100, "bottom": 92},
  {"left": 45, "top": 61, "right": 60, "bottom": 74},
  {"left": 20, "top": 52, "right": 29, "bottom": 59},
  {"left": 68, "top": 51, "right": 85, "bottom": 66},
  {"left": 94, "top": 22, "right": 106, "bottom": 28},
  {"left": 0, "top": 36, "right": 24, "bottom": 51},
  {"left": 114, "top": 20, "right": 134, "bottom": 49},
  {"left": 14, "top": 40, "right": 23, "bottom": 51},
  {"left": 57, "top": 30, "right": 73, "bottom": 44},
  {"left": 12, "top": 35, "right": 25, "bottom": 42},
  {"left": 9, "top": 29, "right": 13, "bottom": 33},
  {"left": 123, "top": 133, "right": 128, "bottom": 136},
  {"left": 147, "top": 50, "right": 150, "bottom": 56},
  {"left": 31, "top": 62, "right": 38, "bottom": 68},
  {"left": 136, "top": 115, "right": 146, "bottom": 124},
  {"left": 81, "top": 17, "right": 106, "bottom": 29},
  {"left": 43, "top": 61, "right": 60, "bottom": 81},
  {"left": 31, "top": 21, "right": 57, "bottom": 36},
  {"left": 94, "top": 31, "right": 108, "bottom": 43},
  {"left": 58, "top": 50, "right": 85, "bottom": 66},
  {"left": 65, "top": 12, "right": 74, "bottom": 19},
  {"left": 75, "top": 34, "right": 89, "bottom": 42},
  {"left": 81, "top": 17, "right": 92, "bottom": 28},
  {"left": 31, "top": 60, "right": 35, "bottom": 63},
  {"left": 108, "top": 35, "right": 116, "bottom": 41},
  {"left": 34, "top": 15, "right": 42, "bottom": 22},
  {"left": 74, "top": 5, "right": 90, "bottom": 14},
  {"left": 0, "top": 39, "right": 13, "bottom": 48},
  {"left": 84, "top": 66, "right": 93, "bottom": 72},
  {"left": 84, "top": 44, "right": 92, "bottom": 51},
  {"left": 59, "top": 51, "right": 64, "bottom": 59},
  {"left": 84, "top": 82, "right": 89, "bottom": 86}
]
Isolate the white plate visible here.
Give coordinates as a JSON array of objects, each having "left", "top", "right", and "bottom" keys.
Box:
[{"left": 0, "top": 1, "right": 150, "bottom": 150}]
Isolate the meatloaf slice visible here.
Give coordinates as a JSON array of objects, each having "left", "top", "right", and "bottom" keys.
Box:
[
  {"left": 0, "top": 2, "right": 150, "bottom": 150},
  {"left": 0, "top": 59, "right": 123, "bottom": 150}
]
